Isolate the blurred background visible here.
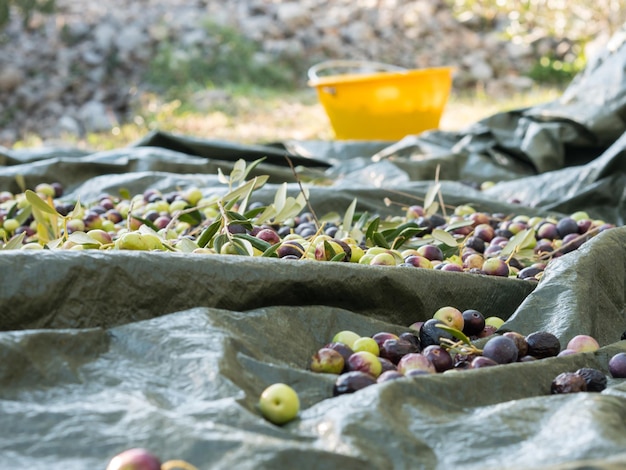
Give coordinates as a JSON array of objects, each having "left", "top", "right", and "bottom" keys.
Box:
[{"left": 0, "top": 0, "right": 624, "bottom": 149}]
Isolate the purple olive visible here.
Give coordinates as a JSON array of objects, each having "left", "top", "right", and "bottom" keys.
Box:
[{"left": 106, "top": 448, "right": 161, "bottom": 470}]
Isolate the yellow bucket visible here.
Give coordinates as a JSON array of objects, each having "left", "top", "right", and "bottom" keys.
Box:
[{"left": 308, "top": 60, "right": 454, "bottom": 140}]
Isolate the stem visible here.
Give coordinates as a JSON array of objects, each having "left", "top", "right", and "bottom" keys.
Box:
[
  {"left": 216, "top": 199, "right": 233, "bottom": 242},
  {"left": 435, "top": 164, "right": 447, "bottom": 218},
  {"left": 284, "top": 154, "right": 319, "bottom": 228},
  {"left": 537, "top": 226, "right": 600, "bottom": 261}
]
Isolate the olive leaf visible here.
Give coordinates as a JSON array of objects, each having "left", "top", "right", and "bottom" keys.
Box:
[
  {"left": 391, "top": 226, "right": 425, "bottom": 250},
  {"left": 217, "top": 167, "right": 229, "bottom": 185},
  {"left": 423, "top": 182, "right": 441, "bottom": 212},
  {"left": 242, "top": 157, "right": 267, "bottom": 180},
  {"left": 436, "top": 324, "right": 472, "bottom": 345},
  {"left": 221, "top": 176, "right": 269, "bottom": 205},
  {"left": 261, "top": 243, "right": 281, "bottom": 257},
  {"left": 273, "top": 182, "right": 287, "bottom": 215},
  {"left": 196, "top": 216, "right": 222, "bottom": 248},
  {"left": 68, "top": 231, "right": 102, "bottom": 246},
  {"left": 234, "top": 233, "right": 271, "bottom": 253},
  {"left": 365, "top": 216, "right": 380, "bottom": 242},
  {"left": 15, "top": 174, "right": 26, "bottom": 193},
  {"left": 129, "top": 214, "right": 158, "bottom": 232},
  {"left": 341, "top": 198, "right": 357, "bottom": 236},
  {"left": 2, "top": 232, "right": 26, "bottom": 250},
  {"left": 14, "top": 205, "right": 32, "bottom": 225},
  {"left": 253, "top": 205, "right": 277, "bottom": 226},
  {"left": 372, "top": 231, "right": 390, "bottom": 249},
  {"left": 445, "top": 219, "right": 474, "bottom": 231},
  {"left": 330, "top": 252, "right": 347, "bottom": 262},
  {"left": 212, "top": 233, "right": 229, "bottom": 253},
  {"left": 25, "top": 189, "right": 58, "bottom": 215},
  {"left": 425, "top": 201, "right": 440, "bottom": 217},
  {"left": 273, "top": 197, "right": 305, "bottom": 223},
  {"left": 231, "top": 237, "right": 254, "bottom": 256},
  {"left": 6, "top": 201, "right": 18, "bottom": 219},
  {"left": 323, "top": 240, "right": 337, "bottom": 260},
  {"left": 229, "top": 159, "right": 247, "bottom": 186},
  {"left": 432, "top": 228, "right": 458, "bottom": 247},
  {"left": 500, "top": 228, "right": 536, "bottom": 258},
  {"left": 69, "top": 197, "right": 82, "bottom": 219},
  {"left": 175, "top": 237, "right": 199, "bottom": 253},
  {"left": 118, "top": 188, "right": 131, "bottom": 200},
  {"left": 179, "top": 209, "right": 202, "bottom": 226}
]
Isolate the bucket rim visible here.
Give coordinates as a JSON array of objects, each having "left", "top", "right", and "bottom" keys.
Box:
[{"left": 307, "top": 64, "right": 455, "bottom": 88}]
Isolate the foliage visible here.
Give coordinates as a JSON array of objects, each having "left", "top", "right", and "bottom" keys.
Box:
[
  {"left": 145, "top": 20, "right": 300, "bottom": 96},
  {"left": 445, "top": 0, "right": 626, "bottom": 84},
  {"left": 0, "top": 0, "right": 55, "bottom": 29},
  {"left": 527, "top": 54, "right": 586, "bottom": 85}
]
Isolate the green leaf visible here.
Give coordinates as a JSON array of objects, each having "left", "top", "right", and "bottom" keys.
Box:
[
  {"left": 381, "top": 222, "right": 420, "bottom": 242},
  {"left": 234, "top": 233, "right": 271, "bottom": 253},
  {"left": 118, "top": 188, "right": 131, "bottom": 200},
  {"left": 253, "top": 205, "right": 277, "bottom": 226},
  {"left": 69, "top": 197, "right": 82, "bottom": 219},
  {"left": 179, "top": 209, "right": 202, "bottom": 226},
  {"left": 25, "top": 190, "right": 58, "bottom": 215},
  {"left": 500, "top": 229, "right": 536, "bottom": 258},
  {"left": 196, "top": 217, "right": 222, "bottom": 248},
  {"left": 436, "top": 324, "right": 472, "bottom": 345},
  {"left": 213, "top": 233, "right": 229, "bottom": 253},
  {"left": 514, "top": 248, "right": 536, "bottom": 262},
  {"left": 330, "top": 252, "right": 347, "bottom": 262},
  {"left": 365, "top": 216, "right": 380, "bottom": 241},
  {"left": 6, "top": 202, "right": 18, "bottom": 219},
  {"left": 14, "top": 205, "right": 32, "bottom": 225},
  {"left": 68, "top": 231, "right": 101, "bottom": 246},
  {"left": 15, "top": 174, "right": 26, "bottom": 193},
  {"left": 222, "top": 176, "right": 269, "bottom": 205},
  {"left": 425, "top": 201, "right": 440, "bottom": 217},
  {"left": 391, "top": 226, "right": 425, "bottom": 250},
  {"left": 342, "top": 198, "right": 357, "bottom": 235},
  {"left": 262, "top": 243, "right": 281, "bottom": 257},
  {"left": 423, "top": 182, "right": 441, "bottom": 211},
  {"left": 2, "top": 232, "right": 26, "bottom": 250},
  {"left": 432, "top": 228, "right": 458, "bottom": 247},
  {"left": 445, "top": 219, "right": 474, "bottom": 232},
  {"left": 31, "top": 207, "right": 57, "bottom": 241},
  {"left": 354, "top": 211, "right": 370, "bottom": 231},
  {"left": 243, "top": 157, "right": 267, "bottom": 180},
  {"left": 230, "top": 159, "right": 247, "bottom": 185},
  {"left": 243, "top": 205, "right": 266, "bottom": 219},
  {"left": 372, "top": 231, "right": 390, "bottom": 249},
  {"left": 273, "top": 198, "right": 305, "bottom": 223},
  {"left": 175, "top": 237, "right": 199, "bottom": 253},
  {"left": 323, "top": 240, "right": 337, "bottom": 260},
  {"left": 217, "top": 167, "right": 229, "bottom": 185},
  {"left": 236, "top": 173, "right": 258, "bottom": 215},
  {"left": 46, "top": 237, "right": 64, "bottom": 250},
  {"left": 130, "top": 214, "right": 158, "bottom": 232},
  {"left": 273, "top": 182, "right": 287, "bottom": 214},
  {"left": 231, "top": 237, "right": 254, "bottom": 256},
  {"left": 225, "top": 210, "right": 250, "bottom": 222}
]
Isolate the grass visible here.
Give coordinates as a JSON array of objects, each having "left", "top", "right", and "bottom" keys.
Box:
[{"left": 14, "top": 84, "right": 565, "bottom": 151}]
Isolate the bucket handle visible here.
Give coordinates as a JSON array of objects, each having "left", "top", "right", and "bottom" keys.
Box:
[{"left": 307, "top": 60, "right": 408, "bottom": 83}]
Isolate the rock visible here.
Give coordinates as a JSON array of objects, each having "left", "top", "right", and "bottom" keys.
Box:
[
  {"left": 0, "top": 0, "right": 600, "bottom": 146},
  {"left": 275, "top": 2, "right": 311, "bottom": 29},
  {"left": 0, "top": 66, "right": 24, "bottom": 92},
  {"left": 78, "top": 101, "right": 116, "bottom": 133},
  {"left": 57, "top": 115, "right": 83, "bottom": 137},
  {"left": 469, "top": 59, "right": 494, "bottom": 82}
]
